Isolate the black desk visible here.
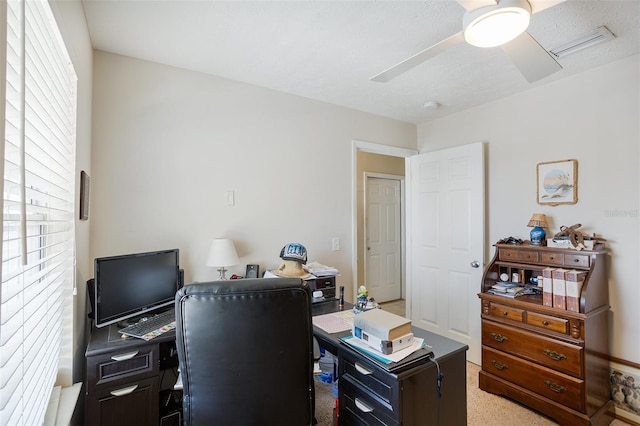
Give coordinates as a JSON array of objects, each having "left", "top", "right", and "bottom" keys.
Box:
[
  {"left": 84, "top": 325, "right": 180, "bottom": 425},
  {"left": 313, "top": 300, "right": 468, "bottom": 425},
  {"left": 86, "top": 300, "right": 468, "bottom": 425}
]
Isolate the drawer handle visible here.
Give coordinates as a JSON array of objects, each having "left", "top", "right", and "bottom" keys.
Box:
[
  {"left": 544, "top": 381, "right": 567, "bottom": 393},
  {"left": 111, "top": 351, "right": 139, "bottom": 361},
  {"left": 490, "top": 333, "right": 509, "bottom": 343},
  {"left": 491, "top": 360, "right": 508, "bottom": 370},
  {"left": 502, "top": 311, "right": 509, "bottom": 316},
  {"left": 110, "top": 384, "right": 139, "bottom": 397},
  {"left": 354, "top": 362, "right": 374, "bottom": 376},
  {"left": 543, "top": 349, "right": 567, "bottom": 361},
  {"left": 549, "top": 256, "right": 555, "bottom": 260},
  {"left": 354, "top": 398, "right": 374, "bottom": 413}
]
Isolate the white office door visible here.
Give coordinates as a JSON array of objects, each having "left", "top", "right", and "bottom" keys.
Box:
[
  {"left": 408, "top": 142, "right": 484, "bottom": 364},
  {"left": 365, "top": 176, "right": 402, "bottom": 303}
]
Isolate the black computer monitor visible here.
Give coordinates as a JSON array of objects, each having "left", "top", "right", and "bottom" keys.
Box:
[{"left": 94, "top": 248, "right": 180, "bottom": 328}]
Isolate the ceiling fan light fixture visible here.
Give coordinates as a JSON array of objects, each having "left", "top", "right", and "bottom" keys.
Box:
[{"left": 463, "top": 0, "right": 531, "bottom": 48}]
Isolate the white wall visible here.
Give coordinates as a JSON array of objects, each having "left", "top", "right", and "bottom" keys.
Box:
[
  {"left": 90, "top": 51, "right": 416, "bottom": 301},
  {"left": 418, "top": 54, "right": 640, "bottom": 363}
]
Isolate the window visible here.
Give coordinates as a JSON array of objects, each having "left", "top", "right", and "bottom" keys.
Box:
[{"left": 1, "top": 0, "right": 77, "bottom": 424}]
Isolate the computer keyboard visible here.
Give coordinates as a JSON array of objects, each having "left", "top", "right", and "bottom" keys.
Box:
[{"left": 119, "top": 308, "right": 176, "bottom": 341}]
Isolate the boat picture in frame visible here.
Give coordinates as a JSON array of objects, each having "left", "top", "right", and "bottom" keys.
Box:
[{"left": 537, "top": 159, "right": 578, "bottom": 206}]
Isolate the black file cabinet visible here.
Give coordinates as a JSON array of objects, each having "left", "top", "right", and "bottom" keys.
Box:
[
  {"left": 337, "top": 330, "right": 467, "bottom": 426},
  {"left": 84, "top": 326, "right": 180, "bottom": 426}
]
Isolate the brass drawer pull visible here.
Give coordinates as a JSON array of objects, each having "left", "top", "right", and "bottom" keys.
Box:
[
  {"left": 491, "top": 360, "right": 508, "bottom": 370},
  {"left": 354, "top": 398, "right": 374, "bottom": 413},
  {"left": 544, "top": 381, "right": 567, "bottom": 393},
  {"left": 543, "top": 349, "right": 567, "bottom": 361},
  {"left": 110, "top": 384, "right": 139, "bottom": 397},
  {"left": 542, "top": 321, "right": 549, "bottom": 326},
  {"left": 502, "top": 311, "right": 509, "bottom": 316},
  {"left": 490, "top": 332, "right": 509, "bottom": 343}
]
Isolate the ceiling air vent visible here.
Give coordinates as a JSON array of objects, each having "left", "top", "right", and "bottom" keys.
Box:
[{"left": 550, "top": 26, "right": 615, "bottom": 59}]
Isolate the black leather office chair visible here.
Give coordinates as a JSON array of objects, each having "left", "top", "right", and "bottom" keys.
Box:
[{"left": 175, "top": 277, "right": 315, "bottom": 425}]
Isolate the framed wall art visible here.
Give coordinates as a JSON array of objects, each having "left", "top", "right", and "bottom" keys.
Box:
[
  {"left": 80, "top": 170, "right": 90, "bottom": 220},
  {"left": 537, "top": 159, "right": 578, "bottom": 206}
]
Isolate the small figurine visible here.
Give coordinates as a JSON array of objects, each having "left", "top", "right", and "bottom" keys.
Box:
[{"left": 356, "top": 286, "right": 368, "bottom": 311}]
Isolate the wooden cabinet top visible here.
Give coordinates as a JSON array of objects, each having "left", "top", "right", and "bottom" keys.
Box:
[{"left": 493, "top": 241, "right": 607, "bottom": 256}]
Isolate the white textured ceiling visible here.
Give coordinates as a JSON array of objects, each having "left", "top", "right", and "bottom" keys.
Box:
[{"left": 81, "top": 0, "right": 640, "bottom": 124}]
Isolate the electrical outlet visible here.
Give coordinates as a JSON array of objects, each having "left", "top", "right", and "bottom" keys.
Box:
[{"left": 332, "top": 237, "right": 340, "bottom": 251}]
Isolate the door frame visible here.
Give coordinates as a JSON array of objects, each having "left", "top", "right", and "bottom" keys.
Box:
[
  {"left": 364, "top": 173, "right": 405, "bottom": 301},
  {"left": 351, "top": 140, "right": 417, "bottom": 302}
]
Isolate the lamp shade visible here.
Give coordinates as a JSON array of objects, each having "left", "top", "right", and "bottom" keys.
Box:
[
  {"left": 463, "top": 0, "right": 531, "bottom": 48},
  {"left": 527, "top": 213, "right": 548, "bottom": 228},
  {"left": 206, "top": 238, "right": 239, "bottom": 267}
]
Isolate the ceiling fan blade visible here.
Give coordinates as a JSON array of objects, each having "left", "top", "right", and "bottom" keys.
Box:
[
  {"left": 370, "top": 32, "right": 465, "bottom": 83},
  {"left": 501, "top": 31, "right": 562, "bottom": 83},
  {"left": 455, "top": 0, "right": 497, "bottom": 12},
  {"left": 529, "top": 0, "right": 566, "bottom": 15}
]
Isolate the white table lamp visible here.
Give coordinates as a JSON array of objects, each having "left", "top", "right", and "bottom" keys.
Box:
[{"left": 206, "top": 238, "right": 239, "bottom": 280}]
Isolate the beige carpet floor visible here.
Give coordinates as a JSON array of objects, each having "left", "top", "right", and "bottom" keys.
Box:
[
  {"left": 314, "top": 300, "right": 631, "bottom": 425},
  {"left": 314, "top": 361, "right": 630, "bottom": 425}
]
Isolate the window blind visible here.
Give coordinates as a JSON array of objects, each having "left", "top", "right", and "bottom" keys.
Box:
[{"left": 1, "top": 0, "right": 77, "bottom": 424}]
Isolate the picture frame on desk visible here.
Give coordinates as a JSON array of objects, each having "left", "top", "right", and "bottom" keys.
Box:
[
  {"left": 245, "top": 264, "right": 259, "bottom": 279},
  {"left": 536, "top": 159, "right": 578, "bottom": 206}
]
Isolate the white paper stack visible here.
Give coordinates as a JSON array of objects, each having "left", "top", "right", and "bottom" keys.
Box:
[{"left": 304, "top": 261, "right": 339, "bottom": 277}]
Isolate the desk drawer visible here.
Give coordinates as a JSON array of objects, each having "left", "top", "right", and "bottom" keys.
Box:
[
  {"left": 340, "top": 348, "right": 397, "bottom": 406},
  {"left": 540, "top": 252, "right": 564, "bottom": 266},
  {"left": 340, "top": 376, "right": 396, "bottom": 426},
  {"left": 88, "top": 345, "right": 158, "bottom": 392},
  {"left": 488, "top": 302, "right": 524, "bottom": 323},
  {"left": 86, "top": 376, "right": 159, "bottom": 426},
  {"left": 498, "top": 248, "right": 539, "bottom": 263},
  {"left": 482, "top": 320, "right": 583, "bottom": 377},
  {"left": 564, "top": 254, "right": 590, "bottom": 268},
  {"left": 482, "top": 346, "right": 585, "bottom": 412},
  {"left": 526, "top": 311, "right": 569, "bottom": 335}
]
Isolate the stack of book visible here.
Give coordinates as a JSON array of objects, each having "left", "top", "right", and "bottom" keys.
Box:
[
  {"left": 304, "top": 261, "right": 339, "bottom": 277},
  {"left": 352, "top": 308, "right": 413, "bottom": 355},
  {"left": 487, "top": 282, "right": 526, "bottom": 298},
  {"left": 542, "top": 268, "right": 586, "bottom": 312}
]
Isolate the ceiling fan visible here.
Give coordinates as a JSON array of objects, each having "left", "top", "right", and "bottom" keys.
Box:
[{"left": 370, "top": 0, "right": 564, "bottom": 84}]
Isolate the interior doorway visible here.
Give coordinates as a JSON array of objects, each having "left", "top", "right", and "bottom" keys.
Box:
[{"left": 352, "top": 140, "right": 417, "bottom": 304}]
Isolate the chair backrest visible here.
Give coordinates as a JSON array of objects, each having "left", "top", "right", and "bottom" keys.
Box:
[{"left": 175, "top": 277, "right": 315, "bottom": 425}]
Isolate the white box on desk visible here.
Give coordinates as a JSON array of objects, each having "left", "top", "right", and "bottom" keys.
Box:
[
  {"left": 352, "top": 329, "right": 414, "bottom": 355},
  {"left": 547, "top": 239, "right": 595, "bottom": 250}
]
